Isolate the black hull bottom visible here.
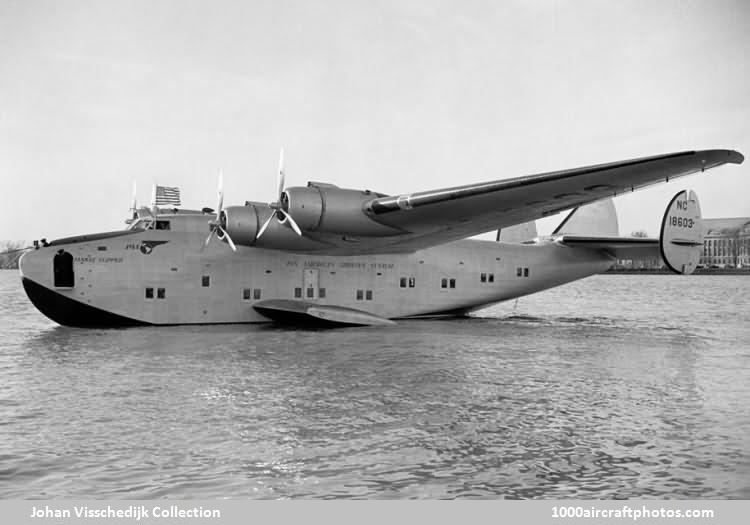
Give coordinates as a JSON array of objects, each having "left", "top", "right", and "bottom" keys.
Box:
[{"left": 21, "top": 278, "right": 148, "bottom": 328}]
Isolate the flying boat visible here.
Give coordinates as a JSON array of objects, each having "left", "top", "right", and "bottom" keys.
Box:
[{"left": 18, "top": 149, "right": 744, "bottom": 327}]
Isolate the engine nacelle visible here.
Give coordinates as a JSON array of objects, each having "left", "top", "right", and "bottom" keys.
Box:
[
  {"left": 284, "top": 184, "right": 398, "bottom": 236},
  {"left": 221, "top": 203, "right": 332, "bottom": 251},
  {"left": 222, "top": 205, "right": 260, "bottom": 245}
]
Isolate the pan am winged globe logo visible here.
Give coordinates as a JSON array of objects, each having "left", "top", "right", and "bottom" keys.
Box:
[{"left": 140, "top": 241, "right": 169, "bottom": 255}]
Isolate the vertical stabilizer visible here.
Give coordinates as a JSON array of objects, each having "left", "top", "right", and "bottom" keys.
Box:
[
  {"left": 496, "top": 221, "right": 538, "bottom": 243},
  {"left": 660, "top": 190, "right": 702, "bottom": 275},
  {"left": 553, "top": 198, "right": 619, "bottom": 237}
]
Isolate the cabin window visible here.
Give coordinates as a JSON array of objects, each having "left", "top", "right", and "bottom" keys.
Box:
[
  {"left": 53, "top": 249, "right": 74, "bottom": 288},
  {"left": 294, "top": 287, "right": 302, "bottom": 298},
  {"left": 517, "top": 267, "right": 523, "bottom": 277},
  {"left": 488, "top": 273, "right": 494, "bottom": 282},
  {"left": 480, "top": 273, "right": 486, "bottom": 283},
  {"left": 97, "top": 246, "right": 107, "bottom": 251},
  {"left": 524, "top": 268, "right": 529, "bottom": 277},
  {"left": 145, "top": 287, "right": 154, "bottom": 299},
  {"left": 449, "top": 278, "right": 456, "bottom": 289},
  {"left": 243, "top": 288, "right": 251, "bottom": 300},
  {"left": 254, "top": 288, "right": 261, "bottom": 300},
  {"left": 319, "top": 288, "right": 326, "bottom": 298},
  {"left": 366, "top": 290, "right": 373, "bottom": 300},
  {"left": 408, "top": 277, "right": 416, "bottom": 288},
  {"left": 356, "top": 289, "right": 364, "bottom": 300},
  {"left": 307, "top": 287, "right": 314, "bottom": 298},
  {"left": 400, "top": 277, "right": 407, "bottom": 288},
  {"left": 441, "top": 278, "right": 448, "bottom": 288},
  {"left": 202, "top": 275, "right": 210, "bottom": 287},
  {"left": 155, "top": 220, "right": 170, "bottom": 230},
  {"left": 157, "top": 287, "right": 166, "bottom": 299}
]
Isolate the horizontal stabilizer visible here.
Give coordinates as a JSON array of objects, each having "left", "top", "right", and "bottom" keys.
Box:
[
  {"left": 559, "top": 189, "right": 705, "bottom": 275},
  {"left": 253, "top": 299, "right": 396, "bottom": 327},
  {"left": 558, "top": 235, "right": 659, "bottom": 258}
]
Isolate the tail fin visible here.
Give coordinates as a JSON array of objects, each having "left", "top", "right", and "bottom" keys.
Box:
[
  {"left": 496, "top": 220, "right": 538, "bottom": 243},
  {"left": 553, "top": 198, "right": 619, "bottom": 237},
  {"left": 660, "top": 190, "right": 702, "bottom": 275}
]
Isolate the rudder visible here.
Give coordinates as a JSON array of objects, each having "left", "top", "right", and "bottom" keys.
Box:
[{"left": 660, "top": 190, "right": 702, "bottom": 275}]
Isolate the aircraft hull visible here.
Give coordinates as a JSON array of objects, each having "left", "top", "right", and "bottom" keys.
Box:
[
  {"left": 21, "top": 277, "right": 147, "bottom": 327},
  {"left": 18, "top": 229, "right": 612, "bottom": 327}
]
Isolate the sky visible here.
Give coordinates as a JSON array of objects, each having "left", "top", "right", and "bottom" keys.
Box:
[{"left": 1, "top": 0, "right": 749, "bottom": 242}]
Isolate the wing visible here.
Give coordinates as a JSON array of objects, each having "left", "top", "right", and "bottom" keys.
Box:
[{"left": 362, "top": 149, "right": 742, "bottom": 252}]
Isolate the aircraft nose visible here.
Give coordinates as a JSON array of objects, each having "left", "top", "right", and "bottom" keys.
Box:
[
  {"left": 18, "top": 249, "right": 29, "bottom": 278},
  {"left": 18, "top": 246, "right": 43, "bottom": 280}
]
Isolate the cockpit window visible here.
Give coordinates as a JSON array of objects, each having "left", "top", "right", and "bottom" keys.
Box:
[
  {"left": 129, "top": 219, "right": 165, "bottom": 230},
  {"left": 129, "top": 219, "right": 147, "bottom": 230}
]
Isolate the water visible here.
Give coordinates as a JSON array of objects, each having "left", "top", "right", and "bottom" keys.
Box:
[{"left": 1, "top": 270, "right": 749, "bottom": 499}]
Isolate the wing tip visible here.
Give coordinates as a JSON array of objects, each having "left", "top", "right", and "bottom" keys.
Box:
[
  {"left": 696, "top": 149, "right": 744, "bottom": 166},
  {"left": 728, "top": 150, "right": 744, "bottom": 165}
]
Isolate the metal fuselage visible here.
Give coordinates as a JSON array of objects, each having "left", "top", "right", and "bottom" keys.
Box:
[{"left": 19, "top": 212, "right": 613, "bottom": 326}]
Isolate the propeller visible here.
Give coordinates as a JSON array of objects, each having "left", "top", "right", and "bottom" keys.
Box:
[
  {"left": 130, "top": 181, "right": 138, "bottom": 220},
  {"left": 256, "top": 148, "right": 303, "bottom": 239},
  {"left": 202, "top": 170, "right": 237, "bottom": 252},
  {"left": 131, "top": 181, "right": 138, "bottom": 209}
]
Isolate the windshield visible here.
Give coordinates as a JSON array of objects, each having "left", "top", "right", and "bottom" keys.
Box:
[{"left": 129, "top": 219, "right": 153, "bottom": 230}]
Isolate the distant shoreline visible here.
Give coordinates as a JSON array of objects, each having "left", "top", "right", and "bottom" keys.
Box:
[{"left": 606, "top": 268, "right": 750, "bottom": 275}]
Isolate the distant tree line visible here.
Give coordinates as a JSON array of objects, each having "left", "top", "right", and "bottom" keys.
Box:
[{"left": 0, "top": 241, "right": 26, "bottom": 269}]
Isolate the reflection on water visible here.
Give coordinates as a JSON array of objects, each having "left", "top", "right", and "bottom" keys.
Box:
[{"left": 1, "top": 271, "right": 749, "bottom": 498}]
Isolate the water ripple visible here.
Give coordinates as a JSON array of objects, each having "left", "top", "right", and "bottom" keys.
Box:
[{"left": 1, "top": 271, "right": 749, "bottom": 498}]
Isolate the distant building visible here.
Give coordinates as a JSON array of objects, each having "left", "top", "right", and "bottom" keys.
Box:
[
  {"left": 613, "top": 217, "right": 750, "bottom": 270},
  {"left": 701, "top": 218, "right": 750, "bottom": 268}
]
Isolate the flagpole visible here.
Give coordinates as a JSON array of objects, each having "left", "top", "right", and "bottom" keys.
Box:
[{"left": 150, "top": 183, "right": 158, "bottom": 226}]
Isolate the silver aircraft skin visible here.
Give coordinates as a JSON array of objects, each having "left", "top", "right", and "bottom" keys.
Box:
[{"left": 18, "top": 149, "right": 744, "bottom": 327}]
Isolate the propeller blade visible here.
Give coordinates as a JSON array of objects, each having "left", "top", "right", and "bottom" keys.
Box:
[
  {"left": 204, "top": 229, "right": 214, "bottom": 246},
  {"left": 131, "top": 181, "right": 138, "bottom": 210},
  {"left": 219, "top": 228, "right": 237, "bottom": 252},
  {"left": 277, "top": 148, "right": 285, "bottom": 201},
  {"left": 280, "top": 210, "right": 302, "bottom": 236},
  {"left": 256, "top": 212, "right": 275, "bottom": 239},
  {"left": 200, "top": 228, "right": 215, "bottom": 252},
  {"left": 216, "top": 169, "right": 224, "bottom": 216}
]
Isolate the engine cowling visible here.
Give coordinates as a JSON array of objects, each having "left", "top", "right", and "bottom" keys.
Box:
[
  {"left": 283, "top": 184, "right": 399, "bottom": 236},
  {"left": 222, "top": 205, "right": 260, "bottom": 245},
  {"left": 220, "top": 203, "right": 329, "bottom": 251}
]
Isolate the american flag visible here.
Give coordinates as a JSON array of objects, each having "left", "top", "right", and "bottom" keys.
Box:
[{"left": 154, "top": 185, "right": 181, "bottom": 206}]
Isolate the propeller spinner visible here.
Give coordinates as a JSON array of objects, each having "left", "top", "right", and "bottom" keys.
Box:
[
  {"left": 256, "top": 148, "right": 303, "bottom": 239},
  {"left": 202, "top": 171, "right": 237, "bottom": 252}
]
